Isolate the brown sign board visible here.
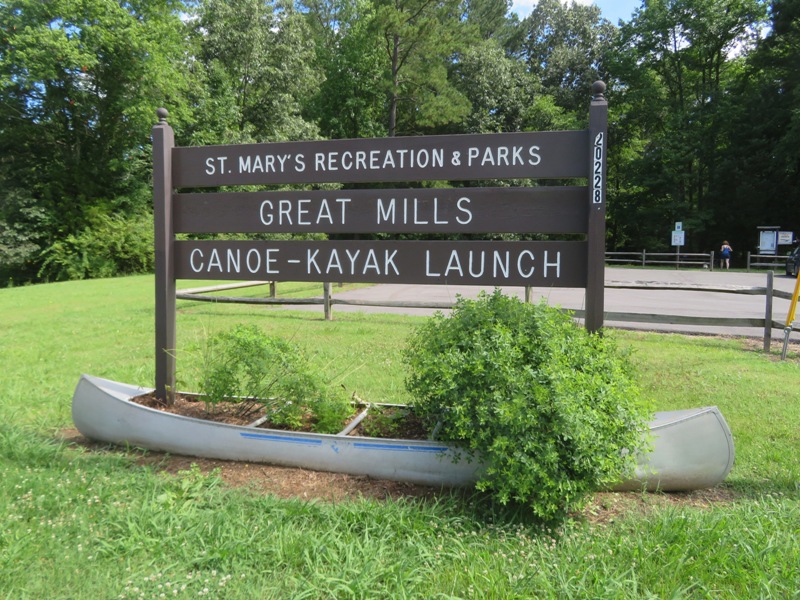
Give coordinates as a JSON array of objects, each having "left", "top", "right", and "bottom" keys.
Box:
[
  {"left": 174, "top": 240, "right": 588, "bottom": 287},
  {"left": 172, "top": 130, "right": 589, "bottom": 187},
  {"left": 174, "top": 186, "right": 588, "bottom": 234},
  {"left": 152, "top": 85, "right": 608, "bottom": 400}
]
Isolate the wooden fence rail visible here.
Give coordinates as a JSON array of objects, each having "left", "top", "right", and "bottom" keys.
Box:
[
  {"left": 606, "top": 250, "right": 793, "bottom": 273},
  {"left": 605, "top": 251, "right": 716, "bottom": 270},
  {"left": 177, "top": 273, "right": 796, "bottom": 352}
]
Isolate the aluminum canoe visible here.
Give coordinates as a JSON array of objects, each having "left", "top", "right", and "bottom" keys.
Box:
[{"left": 72, "top": 374, "right": 734, "bottom": 491}]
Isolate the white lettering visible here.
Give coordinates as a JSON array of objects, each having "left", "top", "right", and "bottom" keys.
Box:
[
  {"left": 316, "top": 199, "right": 333, "bottom": 225},
  {"left": 246, "top": 249, "right": 261, "bottom": 273},
  {"left": 468, "top": 251, "right": 485, "bottom": 278},
  {"left": 307, "top": 249, "right": 321, "bottom": 274},
  {"left": 279, "top": 200, "right": 292, "bottom": 225},
  {"left": 226, "top": 249, "right": 240, "bottom": 273},
  {"left": 493, "top": 251, "right": 509, "bottom": 278},
  {"left": 259, "top": 200, "right": 273, "bottom": 225},
  {"left": 496, "top": 146, "right": 509, "bottom": 166},
  {"left": 326, "top": 249, "right": 343, "bottom": 275},
  {"left": 363, "top": 249, "right": 380, "bottom": 274},
  {"left": 345, "top": 249, "right": 361, "bottom": 274},
  {"left": 336, "top": 198, "right": 350, "bottom": 224},
  {"left": 385, "top": 250, "right": 399, "bottom": 275},
  {"left": 543, "top": 251, "right": 560, "bottom": 278},
  {"left": 456, "top": 197, "right": 473, "bottom": 225},
  {"left": 208, "top": 249, "right": 223, "bottom": 272},
  {"left": 297, "top": 199, "right": 310, "bottom": 225},
  {"left": 265, "top": 249, "right": 279, "bottom": 274},
  {"left": 376, "top": 198, "right": 395, "bottom": 224},
  {"left": 413, "top": 198, "right": 428, "bottom": 225},
  {"left": 445, "top": 251, "right": 463, "bottom": 277},
  {"left": 425, "top": 251, "right": 441, "bottom": 277},
  {"left": 517, "top": 250, "right": 535, "bottom": 278},
  {"left": 190, "top": 249, "right": 204, "bottom": 272},
  {"left": 528, "top": 145, "right": 541, "bottom": 166},
  {"left": 433, "top": 197, "right": 447, "bottom": 225}
]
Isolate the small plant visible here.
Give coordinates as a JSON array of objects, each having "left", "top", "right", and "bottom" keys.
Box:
[
  {"left": 359, "top": 405, "right": 429, "bottom": 439},
  {"left": 196, "top": 324, "right": 352, "bottom": 433},
  {"left": 403, "top": 290, "right": 652, "bottom": 521}
]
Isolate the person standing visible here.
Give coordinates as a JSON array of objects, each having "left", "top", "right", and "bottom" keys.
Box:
[{"left": 720, "top": 241, "right": 733, "bottom": 269}]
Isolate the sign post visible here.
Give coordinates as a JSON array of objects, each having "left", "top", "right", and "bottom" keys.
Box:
[
  {"left": 152, "top": 108, "right": 176, "bottom": 403},
  {"left": 585, "top": 81, "right": 608, "bottom": 333},
  {"left": 151, "top": 85, "right": 609, "bottom": 402},
  {"left": 671, "top": 225, "right": 685, "bottom": 269}
]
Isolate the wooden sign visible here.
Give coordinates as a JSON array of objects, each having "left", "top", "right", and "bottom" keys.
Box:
[
  {"left": 173, "top": 130, "right": 588, "bottom": 187},
  {"left": 151, "top": 84, "right": 608, "bottom": 400},
  {"left": 174, "top": 240, "right": 588, "bottom": 287},
  {"left": 174, "top": 187, "right": 588, "bottom": 234}
]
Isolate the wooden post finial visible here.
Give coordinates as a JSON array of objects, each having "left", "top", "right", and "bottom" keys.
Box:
[{"left": 592, "top": 81, "right": 606, "bottom": 101}]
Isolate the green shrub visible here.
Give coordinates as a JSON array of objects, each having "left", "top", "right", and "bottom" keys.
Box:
[
  {"left": 403, "top": 290, "right": 652, "bottom": 521},
  {"left": 196, "top": 324, "right": 352, "bottom": 434},
  {"left": 38, "top": 211, "right": 154, "bottom": 281}
]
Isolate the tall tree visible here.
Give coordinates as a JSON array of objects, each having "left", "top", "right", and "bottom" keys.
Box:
[
  {"left": 608, "top": 0, "right": 766, "bottom": 251},
  {"left": 515, "top": 0, "right": 615, "bottom": 118},
  {"left": 0, "top": 0, "right": 192, "bottom": 282},
  {"left": 371, "top": 0, "right": 471, "bottom": 136},
  {"left": 301, "top": 0, "right": 387, "bottom": 139},
  {"left": 711, "top": 0, "right": 800, "bottom": 249},
  {"left": 451, "top": 39, "right": 534, "bottom": 134},
  {"left": 192, "top": 0, "right": 320, "bottom": 143}
]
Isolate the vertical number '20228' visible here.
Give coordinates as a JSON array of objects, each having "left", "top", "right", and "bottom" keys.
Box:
[{"left": 592, "top": 133, "right": 604, "bottom": 204}]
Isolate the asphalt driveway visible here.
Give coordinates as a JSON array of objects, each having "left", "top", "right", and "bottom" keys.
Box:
[{"left": 309, "top": 268, "right": 800, "bottom": 340}]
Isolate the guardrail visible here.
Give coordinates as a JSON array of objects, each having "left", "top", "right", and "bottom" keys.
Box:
[
  {"left": 605, "top": 251, "right": 715, "bottom": 270},
  {"left": 606, "top": 250, "right": 793, "bottom": 272},
  {"left": 745, "top": 252, "right": 787, "bottom": 272},
  {"left": 177, "top": 274, "right": 796, "bottom": 352}
]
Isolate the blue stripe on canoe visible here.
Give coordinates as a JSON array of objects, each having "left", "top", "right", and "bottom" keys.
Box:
[
  {"left": 240, "top": 432, "right": 322, "bottom": 446},
  {"left": 352, "top": 442, "right": 448, "bottom": 453}
]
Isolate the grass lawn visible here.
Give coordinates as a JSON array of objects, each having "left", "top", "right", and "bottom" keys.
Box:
[{"left": 1, "top": 275, "right": 798, "bottom": 598}]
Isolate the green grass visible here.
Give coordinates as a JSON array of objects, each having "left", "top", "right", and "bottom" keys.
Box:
[{"left": 1, "top": 275, "right": 799, "bottom": 598}]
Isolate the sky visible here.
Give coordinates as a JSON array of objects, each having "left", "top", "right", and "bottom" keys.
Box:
[{"left": 511, "top": 0, "right": 641, "bottom": 25}]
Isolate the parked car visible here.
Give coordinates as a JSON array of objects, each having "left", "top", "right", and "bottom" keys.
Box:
[{"left": 786, "top": 246, "right": 800, "bottom": 277}]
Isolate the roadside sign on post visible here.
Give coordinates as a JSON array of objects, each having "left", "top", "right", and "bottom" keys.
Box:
[
  {"left": 672, "top": 231, "right": 685, "bottom": 246},
  {"left": 675, "top": 222, "right": 683, "bottom": 232},
  {"left": 151, "top": 83, "right": 609, "bottom": 401}
]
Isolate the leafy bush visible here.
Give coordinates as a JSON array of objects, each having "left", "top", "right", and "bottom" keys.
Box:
[
  {"left": 38, "top": 211, "right": 154, "bottom": 281},
  {"left": 403, "top": 290, "right": 652, "bottom": 521},
  {"left": 196, "top": 324, "right": 352, "bottom": 434}
]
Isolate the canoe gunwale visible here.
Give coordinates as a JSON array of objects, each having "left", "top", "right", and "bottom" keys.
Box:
[{"left": 72, "top": 374, "right": 735, "bottom": 491}]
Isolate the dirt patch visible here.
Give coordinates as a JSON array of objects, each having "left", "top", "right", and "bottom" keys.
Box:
[
  {"left": 58, "top": 428, "right": 736, "bottom": 521},
  {"left": 59, "top": 428, "right": 450, "bottom": 502},
  {"left": 130, "top": 393, "right": 429, "bottom": 439}
]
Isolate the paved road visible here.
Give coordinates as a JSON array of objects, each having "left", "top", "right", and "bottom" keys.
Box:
[{"left": 306, "top": 268, "right": 800, "bottom": 340}]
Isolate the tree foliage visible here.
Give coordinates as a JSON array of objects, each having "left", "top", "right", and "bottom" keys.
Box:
[
  {"left": 0, "top": 0, "right": 192, "bottom": 283},
  {"left": 0, "top": 0, "right": 797, "bottom": 284}
]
